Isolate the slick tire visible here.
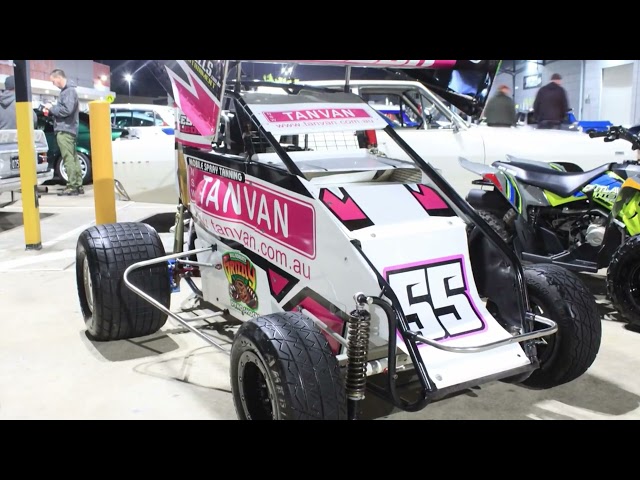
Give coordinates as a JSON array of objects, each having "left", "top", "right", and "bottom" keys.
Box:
[{"left": 521, "top": 264, "right": 601, "bottom": 389}]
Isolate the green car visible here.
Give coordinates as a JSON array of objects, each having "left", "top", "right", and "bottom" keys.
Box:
[{"left": 35, "top": 109, "right": 126, "bottom": 185}]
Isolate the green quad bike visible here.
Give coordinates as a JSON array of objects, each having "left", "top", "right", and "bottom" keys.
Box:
[{"left": 460, "top": 125, "right": 640, "bottom": 327}]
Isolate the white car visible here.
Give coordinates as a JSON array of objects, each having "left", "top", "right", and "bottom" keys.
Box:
[
  {"left": 109, "top": 103, "right": 175, "bottom": 137},
  {"left": 108, "top": 104, "right": 177, "bottom": 203},
  {"left": 302, "top": 79, "right": 636, "bottom": 195}
]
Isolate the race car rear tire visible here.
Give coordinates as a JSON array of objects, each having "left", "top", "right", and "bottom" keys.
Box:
[
  {"left": 607, "top": 234, "right": 640, "bottom": 327},
  {"left": 230, "top": 312, "right": 347, "bottom": 420},
  {"left": 520, "top": 264, "right": 601, "bottom": 389},
  {"left": 76, "top": 222, "right": 171, "bottom": 341},
  {"left": 477, "top": 210, "right": 512, "bottom": 244}
]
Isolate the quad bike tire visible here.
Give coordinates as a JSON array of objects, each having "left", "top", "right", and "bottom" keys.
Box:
[
  {"left": 520, "top": 264, "right": 601, "bottom": 389},
  {"left": 230, "top": 311, "right": 347, "bottom": 420},
  {"left": 476, "top": 210, "right": 511, "bottom": 244},
  {"left": 76, "top": 222, "right": 171, "bottom": 341},
  {"left": 607, "top": 234, "right": 640, "bottom": 327},
  {"left": 56, "top": 152, "right": 93, "bottom": 185}
]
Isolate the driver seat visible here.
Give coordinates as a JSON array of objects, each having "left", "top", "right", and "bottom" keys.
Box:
[{"left": 494, "top": 156, "right": 612, "bottom": 197}]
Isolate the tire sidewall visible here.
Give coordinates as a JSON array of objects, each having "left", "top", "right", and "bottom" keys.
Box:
[
  {"left": 608, "top": 235, "right": 640, "bottom": 324},
  {"left": 75, "top": 232, "right": 101, "bottom": 336},
  {"left": 230, "top": 326, "right": 289, "bottom": 420},
  {"left": 522, "top": 264, "right": 601, "bottom": 388}
]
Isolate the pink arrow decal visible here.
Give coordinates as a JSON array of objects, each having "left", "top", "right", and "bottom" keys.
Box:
[
  {"left": 169, "top": 70, "right": 220, "bottom": 137},
  {"left": 320, "top": 188, "right": 367, "bottom": 221},
  {"left": 411, "top": 184, "right": 449, "bottom": 210}
]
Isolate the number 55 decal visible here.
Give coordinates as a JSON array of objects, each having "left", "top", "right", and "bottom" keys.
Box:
[{"left": 384, "top": 255, "right": 486, "bottom": 341}]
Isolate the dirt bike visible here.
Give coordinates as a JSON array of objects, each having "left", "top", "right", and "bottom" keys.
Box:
[{"left": 459, "top": 125, "right": 640, "bottom": 326}]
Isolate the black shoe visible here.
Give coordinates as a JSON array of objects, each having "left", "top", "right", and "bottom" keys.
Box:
[
  {"left": 77, "top": 187, "right": 85, "bottom": 195},
  {"left": 57, "top": 187, "right": 80, "bottom": 196}
]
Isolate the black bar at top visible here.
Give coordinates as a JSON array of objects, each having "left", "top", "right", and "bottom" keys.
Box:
[{"left": 13, "top": 60, "right": 32, "bottom": 103}]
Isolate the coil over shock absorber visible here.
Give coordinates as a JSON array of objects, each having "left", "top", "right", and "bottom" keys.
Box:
[{"left": 346, "top": 293, "right": 372, "bottom": 420}]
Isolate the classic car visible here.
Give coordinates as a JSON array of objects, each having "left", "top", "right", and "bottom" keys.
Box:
[
  {"left": 36, "top": 104, "right": 177, "bottom": 203},
  {"left": 302, "top": 78, "right": 635, "bottom": 195}
]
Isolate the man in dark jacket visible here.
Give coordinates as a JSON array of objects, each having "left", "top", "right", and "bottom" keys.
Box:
[
  {"left": 484, "top": 84, "right": 516, "bottom": 127},
  {"left": 0, "top": 75, "right": 37, "bottom": 130},
  {"left": 533, "top": 73, "right": 569, "bottom": 129},
  {"left": 44, "top": 69, "right": 82, "bottom": 195}
]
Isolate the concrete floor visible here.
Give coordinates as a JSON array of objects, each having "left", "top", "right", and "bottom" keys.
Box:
[{"left": 1, "top": 187, "right": 639, "bottom": 420}]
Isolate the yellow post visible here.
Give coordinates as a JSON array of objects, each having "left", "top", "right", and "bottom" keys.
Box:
[
  {"left": 88, "top": 100, "right": 116, "bottom": 224},
  {"left": 14, "top": 60, "right": 42, "bottom": 250}
]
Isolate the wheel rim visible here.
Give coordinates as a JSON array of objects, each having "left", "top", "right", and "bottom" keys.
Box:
[
  {"left": 530, "top": 299, "right": 558, "bottom": 366},
  {"left": 60, "top": 154, "right": 88, "bottom": 182},
  {"left": 237, "top": 351, "right": 276, "bottom": 420},
  {"left": 83, "top": 255, "right": 93, "bottom": 314},
  {"left": 626, "top": 264, "right": 640, "bottom": 309}
]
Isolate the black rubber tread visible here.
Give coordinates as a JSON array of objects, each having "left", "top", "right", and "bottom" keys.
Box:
[
  {"left": 477, "top": 209, "right": 511, "bottom": 244},
  {"left": 76, "top": 222, "right": 171, "bottom": 341},
  {"left": 521, "top": 264, "right": 601, "bottom": 389},
  {"left": 607, "top": 234, "right": 640, "bottom": 326},
  {"left": 230, "top": 312, "right": 347, "bottom": 420}
]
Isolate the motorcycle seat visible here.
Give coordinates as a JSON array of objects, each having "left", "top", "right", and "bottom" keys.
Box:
[
  {"left": 493, "top": 160, "right": 612, "bottom": 197},
  {"left": 499, "top": 156, "right": 561, "bottom": 173}
]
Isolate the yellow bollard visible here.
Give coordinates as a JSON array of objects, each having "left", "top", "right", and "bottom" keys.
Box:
[
  {"left": 14, "top": 60, "right": 42, "bottom": 250},
  {"left": 88, "top": 100, "right": 116, "bottom": 224}
]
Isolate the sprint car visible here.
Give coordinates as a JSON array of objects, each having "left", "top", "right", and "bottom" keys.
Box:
[{"left": 75, "top": 60, "right": 602, "bottom": 420}]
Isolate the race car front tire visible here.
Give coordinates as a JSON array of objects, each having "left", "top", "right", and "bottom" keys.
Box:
[
  {"left": 230, "top": 312, "right": 347, "bottom": 420},
  {"left": 520, "top": 264, "right": 601, "bottom": 389},
  {"left": 76, "top": 222, "right": 171, "bottom": 341}
]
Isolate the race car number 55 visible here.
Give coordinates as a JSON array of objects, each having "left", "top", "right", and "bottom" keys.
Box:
[{"left": 386, "top": 256, "right": 486, "bottom": 341}]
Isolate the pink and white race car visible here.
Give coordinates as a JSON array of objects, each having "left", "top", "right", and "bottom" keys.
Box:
[{"left": 74, "top": 61, "right": 601, "bottom": 420}]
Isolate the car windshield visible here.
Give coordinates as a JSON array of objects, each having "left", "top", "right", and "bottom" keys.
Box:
[{"left": 301, "top": 80, "right": 465, "bottom": 130}]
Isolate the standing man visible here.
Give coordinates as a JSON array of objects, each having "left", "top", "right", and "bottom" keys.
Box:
[
  {"left": 533, "top": 73, "right": 569, "bottom": 130},
  {"left": 483, "top": 84, "right": 517, "bottom": 127},
  {"left": 43, "top": 69, "right": 82, "bottom": 195}
]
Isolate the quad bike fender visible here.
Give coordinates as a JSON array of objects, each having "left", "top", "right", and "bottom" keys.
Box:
[
  {"left": 612, "top": 175, "right": 640, "bottom": 236},
  {"left": 459, "top": 157, "right": 512, "bottom": 215},
  {"left": 466, "top": 188, "right": 512, "bottom": 214},
  {"left": 458, "top": 156, "right": 499, "bottom": 177}
]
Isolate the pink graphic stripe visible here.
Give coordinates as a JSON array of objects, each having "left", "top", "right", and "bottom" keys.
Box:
[
  {"left": 295, "top": 297, "right": 344, "bottom": 354},
  {"left": 268, "top": 269, "right": 289, "bottom": 296},
  {"left": 411, "top": 184, "right": 448, "bottom": 210},
  {"left": 321, "top": 189, "right": 367, "bottom": 221},
  {"left": 173, "top": 71, "right": 220, "bottom": 137}
]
